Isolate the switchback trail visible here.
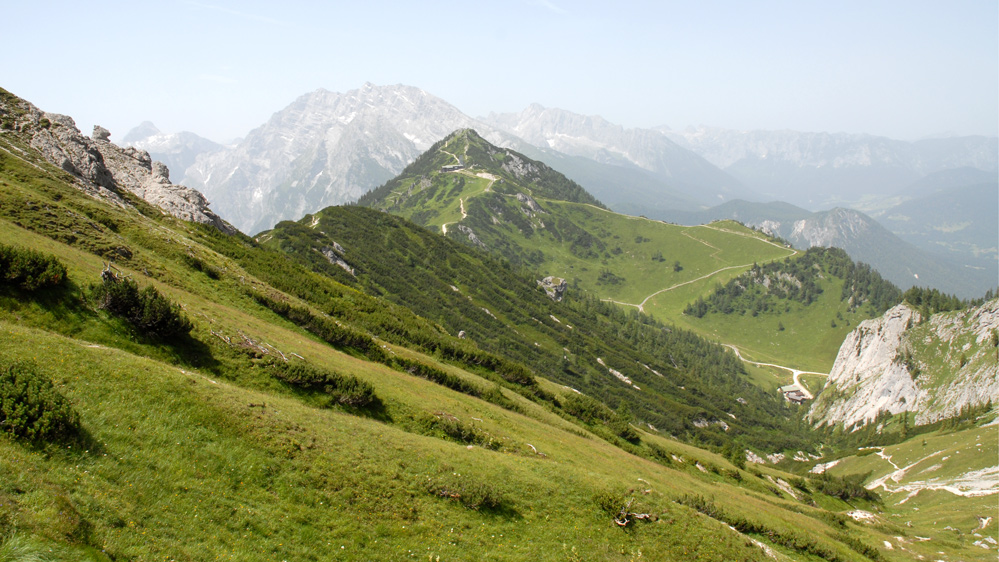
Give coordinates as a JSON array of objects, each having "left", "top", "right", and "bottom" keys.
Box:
[{"left": 724, "top": 344, "right": 828, "bottom": 399}]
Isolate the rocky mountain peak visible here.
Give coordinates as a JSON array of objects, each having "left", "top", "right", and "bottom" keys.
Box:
[
  {"left": 122, "top": 121, "right": 160, "bottom": 144},
  {"left": 184, "top": 84, "right": 512, "bottom": 234}
]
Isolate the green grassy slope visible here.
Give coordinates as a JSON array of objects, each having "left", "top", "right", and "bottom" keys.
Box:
[
  {"left": 0, "top": 106, "right": 908, "bottom": 561},
  {"left": 821, "top": 418, "right": 998, "bottom": 561},
  {"left": 356, "top": 129, "right": 908, "bottom": 378}
]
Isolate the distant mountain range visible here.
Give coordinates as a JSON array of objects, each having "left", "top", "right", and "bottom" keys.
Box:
[
  {"left": 122, "top": 83, "right": 996, "bottom": 297},
  {"left": 481, "top": 104, "right": 755, "bottom": 209},
  {"left": 175, "top": 84, "right": 504, "bottom": 235},
  {"left": 660, "top": 126, "right": 998, "bottom": 209}
]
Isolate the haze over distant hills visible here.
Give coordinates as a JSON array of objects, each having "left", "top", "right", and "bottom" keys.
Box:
[
  {"left": 160, "top": 84, "right": 743, "bottom": 236},
  {"left": 660, "top": 126, "right": 998, "bottom": 209},
  {"left": 125, "top": 82, "right": 996, "bottom": 297},
  {"left": 481, "top": 104, "right": 755, "bottom": 208},
  {"left": 665, "top": 202, "right": 994, "bottom": 298}
]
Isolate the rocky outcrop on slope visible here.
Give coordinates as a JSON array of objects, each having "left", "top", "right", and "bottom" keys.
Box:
[
  {"left": 809, "top": 300, "right": 999, "bottom": 428},
  {"left": 808, "top": 304, "right": 924, "bottom": 428},
  {"left": 0, "top": 90, "right": 234, "bottom": 234},
  {"left": 537, "top": 276, "right": 567, "bottom": 301}
]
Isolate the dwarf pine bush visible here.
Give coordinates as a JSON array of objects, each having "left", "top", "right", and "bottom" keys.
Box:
[
  {"left": 92, "top": 275, "right": 192, "bottom": 339},
  {"left": 0, "top": 243, "right": 67, "bottom": 291},
  {"left": 266, "top": 358, "right": 379, "bottom": 408},
  {"left": 0, "top": 362, "right": 79, "bottom": 442}
]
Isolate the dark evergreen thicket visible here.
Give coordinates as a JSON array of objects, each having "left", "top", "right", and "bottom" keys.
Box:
[
  {"left": 684, "top": 247, "right": 901, "bottom": 318},
  {"left": 902, "top": 285, "right": 994, "bottom": 316}
]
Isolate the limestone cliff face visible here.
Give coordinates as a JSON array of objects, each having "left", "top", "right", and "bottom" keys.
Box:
[
  {"left": 808, "top": 304, "right": 925, "bottom": 428},
  {"left": 0, "top": 90, "right": 234, "bottom": 234},
  {"left": 809, "top": 300, "right": 999, "bottom": 428}
]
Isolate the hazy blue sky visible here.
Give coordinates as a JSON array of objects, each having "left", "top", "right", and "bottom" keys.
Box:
[{"left": 3, "top": 0, "right": 996, "bottom": 143}]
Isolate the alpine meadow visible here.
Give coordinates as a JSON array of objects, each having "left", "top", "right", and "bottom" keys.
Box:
[{"left": 0, "top": 74, "right": 995, "bottom": 562}]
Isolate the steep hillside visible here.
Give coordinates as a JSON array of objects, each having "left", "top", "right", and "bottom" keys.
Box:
[
  {"left": 260, "top": 205, "right": 811, "bottom": 454},
  {"left": 808, "top": 299, "right": 999, "bottom": 429},
  {"left": 0, "top": 90, "right": 915, "bottom": 561}
]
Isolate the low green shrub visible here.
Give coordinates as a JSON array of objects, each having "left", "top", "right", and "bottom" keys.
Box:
[
  {"left": 415, "top": 412, "right": 500, "bottom": 450},
  {"left": 92, "top": 274, "right": 192, "bottom": 339},
  {"left": 0, "top": 243, "right": 67, "bottom": 291},
  {"left": 266, "top": 358, "right": 379, "bottom": 408},
  {"left": 0, "top": 361, "right": 79, "bottom": 442},
  {"left": 425, "top": 472, "right": 504, "bottom": 510},
  {"left": 561, "top": 392, "right": 615, "bottom": 424},
  {"left": 251, "top": 292, "right": 385, "bottom": 361},
  {"left": 393, "top": 357, "right": 480, "bottom": 397}
]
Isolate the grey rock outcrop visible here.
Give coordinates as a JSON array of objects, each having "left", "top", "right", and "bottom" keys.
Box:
[
  {"left": 516, "top": 193, "right": 546, "bottom": 215},
  {"left": 456, "top": 225, "right": 485, "bottom": 249},
  {"left": 808, "top": 304, "right": 924, "bottom": 428},
  {"left": 809, "top": 299, "right": 999, "bottom": 428},
  {"left": 318, "top": 244, "right": 355, "bottom": 276},
  {"left": 0, "top": 91, "right": 235, "bottom": 234},
  {"left": 537, "top": 276, "right": 567, "bottom": 301},
  {"left": 121, "top": 121, "right": 224, "bottom": 186}
]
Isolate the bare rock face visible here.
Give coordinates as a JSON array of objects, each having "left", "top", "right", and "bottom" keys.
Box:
[
  {"left": 0, "top": 91, "right": 235, "bottom": 234},
  {"left": 30, "top": 113, "right": 117, "bottom": 192},
  {"left": 456, "top": 224, "right": 485, "bottom": 249},
  {"left": 516, "top": 193, "right": 546, "bottom": 215},
  {"left": 92, "top": 125, "right": 111, "bottom": 142},
  {"left": 809, "top": 299, "right": 999, "bottom": 429},
  {"left": 87, "top": 131, "right": 234, "bottom": 233},
  {"left": 808, "top": 304, "right": 924, "bottom": 428},
  {"left": 318, "top": 245, "right": 355, "bottom": 276},
  {"left": 537, "top": 276, "right": 567, "bottom": 301}
]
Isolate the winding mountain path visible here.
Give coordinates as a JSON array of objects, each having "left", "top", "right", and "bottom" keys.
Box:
[
  {"left": 603, "top": 264, "right": 757, "bottom": 313},
  {"left": 724, "top": 344, "right": 828, "bottom": 399}
]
